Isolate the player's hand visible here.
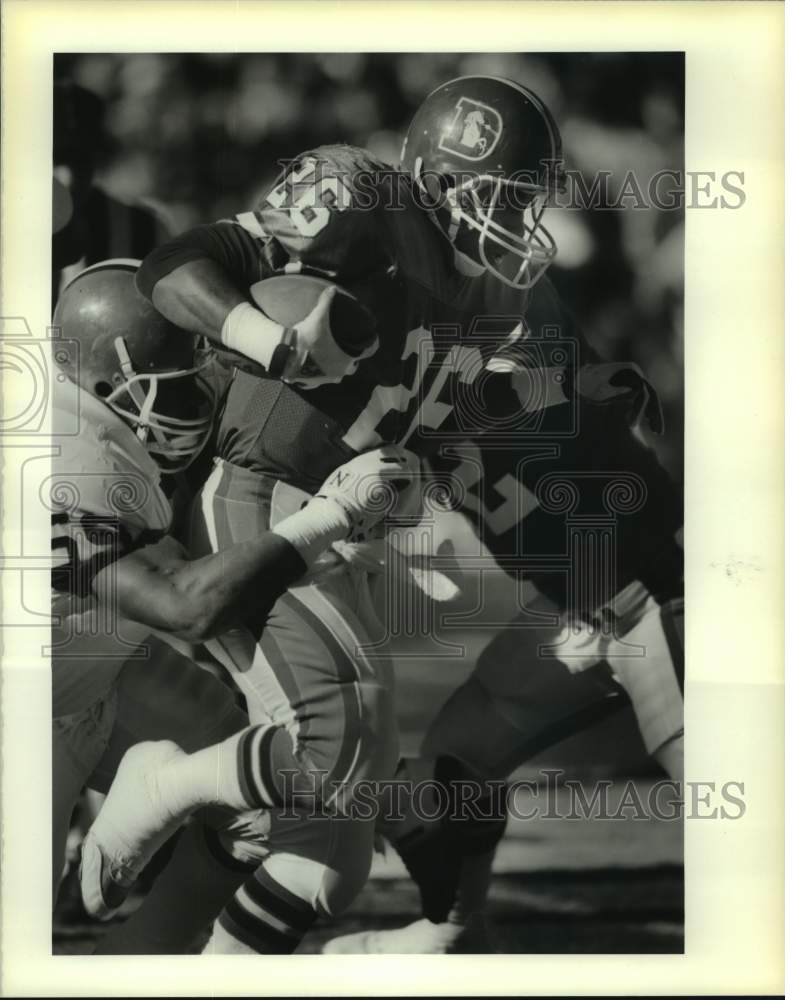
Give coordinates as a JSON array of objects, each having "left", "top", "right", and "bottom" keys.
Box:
[
  {"left": 283, "top": 286, "right": 374, "bottom": 389},
  {"left": 314, "top": 445, "right": 422, "bottom": 541},
  {"left": 574, "top": 363, "right": 665, "bottom": 435}
]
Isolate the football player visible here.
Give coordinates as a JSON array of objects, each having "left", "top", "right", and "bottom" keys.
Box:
[
  {"left": 50, "top": 259, "right": 416, "bottom": 949},
  {"left": 324, "top": 384, "right": 684, "bottom": 953},
  {"left": 86, "top": 76, "right": 674, "bottom": 954}
]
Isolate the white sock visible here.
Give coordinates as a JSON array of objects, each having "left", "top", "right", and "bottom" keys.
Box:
[{"left": 154, "top": 730, "right": 256, "bottom": 816}]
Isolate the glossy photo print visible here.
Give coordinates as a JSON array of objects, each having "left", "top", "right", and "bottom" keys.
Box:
[{"left": 48, "top": 50, "right": 685, "bottom": 956}]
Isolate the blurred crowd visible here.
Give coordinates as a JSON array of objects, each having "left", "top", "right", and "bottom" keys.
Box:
[{"left": 53, "top": 52, "right": 684, "bottom": 478}]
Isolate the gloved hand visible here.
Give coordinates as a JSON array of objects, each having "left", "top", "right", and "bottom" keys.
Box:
[
  {"left": 315, "top": 444, "right": 422, "bottom": 542},
  {"left": 575, "top": 362, "right": 665, "bottom": 434}
]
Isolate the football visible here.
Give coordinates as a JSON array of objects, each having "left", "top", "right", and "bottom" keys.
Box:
[
  {"left": 215, "top": 272, "right": 378, "bottom": 378},
  {"left": 251, "top": 273, "right": 377, "bottom": 358}
]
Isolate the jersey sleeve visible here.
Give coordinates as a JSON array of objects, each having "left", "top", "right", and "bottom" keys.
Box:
[{"left": 136, "top": 220, "right": 275, "bottom": 301}]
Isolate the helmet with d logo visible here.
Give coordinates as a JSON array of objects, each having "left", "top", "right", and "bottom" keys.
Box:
[{"left": 401, "top": 76, "right": 564, "bottom": 289}]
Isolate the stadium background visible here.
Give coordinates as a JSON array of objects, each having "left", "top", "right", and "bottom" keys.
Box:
[{"left": 52, "top": 52, "right": 685, "bottom": 954}]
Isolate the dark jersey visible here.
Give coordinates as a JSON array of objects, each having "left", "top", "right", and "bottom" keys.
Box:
[
  {"left": 435, "top": 417, "right": 683, "bottom": 614},
  {"left": 138, "top": 145, "right": 593, "bottom": 491},
  {"left": 136, "top": 143, "right": 680, "bottom": 608}
]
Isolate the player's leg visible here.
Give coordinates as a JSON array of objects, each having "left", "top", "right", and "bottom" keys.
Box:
[
  {"left": 82, "top": 462, "right": 398, "bottom": 936},
  {"left": 155, "top": 570, "right": 394, "bottom": 955},
  {"left": 607, "top": 595, "right": 684, "bottom": 782},
  {"left": 52, "top": 693, "right": 118, "bottom": 906},
  {"left": 81, "top": 570, "right": 398, "bottom": 835},
  {"left": 195, "top": 465, "right": 399, "bottom": 954},
  {"left": 51, "top": 608, "right": 144, "bottom": 909},
  {"left": 85, "top": 638, "right": 258, "bottom": 951},
  {"left": 325, "top": 598, "right": 629, "bottom": 953},
  {"left": 416, "top": 590, "right": 684, "bottom": 948},
  {"left": 77, "top": 597, "right": 390, "bottom": 922},
  {"left": 190, "top": 458, "right": 399, "bottom": 805},
  {"left": 195, "top": 563, "right": 397, "bottom": 953},
  {"left": 204, "top": 812, "right": 377, "bottom": 954},
  {"left": 185, "top": 458, "right": 398, "bottom": 813}
]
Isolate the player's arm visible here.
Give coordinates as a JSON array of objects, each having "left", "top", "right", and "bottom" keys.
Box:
[
  {"left": 136, "top": 221, "right": 264, "bottom": 336},
  {"left": 137, "top": 221, "right": 348, "bottom": 380},
  {"left": 96, "top": 531, "right": 305, "bottom": 642},
  {"left": 91, "top": 445, "right": 419, "bottom": 642},
  {"left": 148, "top": 257, "right": 247, "bottom": 342},
  {"left": 137, "top": 222, "right": 293, "bottom": 369}
]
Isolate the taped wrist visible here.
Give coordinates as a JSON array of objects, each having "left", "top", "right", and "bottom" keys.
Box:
[
  {"left": 272, "top": 497, "right": 351, "bottom": 566},
  {"left": 220, "top": 302, "right": 294, "bottom": 375}
]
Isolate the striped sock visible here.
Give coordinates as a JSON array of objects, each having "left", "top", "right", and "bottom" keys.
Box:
[
  {"left": 209, "top": 866, "right": 318, "bottom": 954},
  {"left": 153, "top": 723, "right": 298, "bottom": 815},
  {"left": 234, "top": 724, "right": 292, "bottom": 809}
]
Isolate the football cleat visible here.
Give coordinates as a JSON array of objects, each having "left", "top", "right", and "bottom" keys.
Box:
[
  {"left": 322, "top": 916, "right": 493, "bottom": 954},
  {"left": 79, "top": 740, "right": 189, "bottom": 920}
]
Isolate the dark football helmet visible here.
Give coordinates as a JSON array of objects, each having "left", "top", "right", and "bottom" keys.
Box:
[
  {"left": 401, "top": 75, "right": 564, "bottom": 289},
  {"left": 53, "top": 259, "right": 215, "bottom": 472}
]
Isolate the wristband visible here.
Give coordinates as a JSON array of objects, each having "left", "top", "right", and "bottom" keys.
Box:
[
  {"left": 268, "top": 326, "right": 298, "bottom": 378},
  {"left": 220, "top": 301, "right": 286, "bottom": 372},
  {"left": 272, "top": 497, "right": 351, "bottom": 566}
]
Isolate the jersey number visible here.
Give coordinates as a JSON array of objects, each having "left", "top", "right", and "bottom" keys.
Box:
[
  {"left": 342, "top": 327, "right": 483, "bottom": 451},
  {"left": 265, "top": 158, "right": 351, "bottom": 237}
]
